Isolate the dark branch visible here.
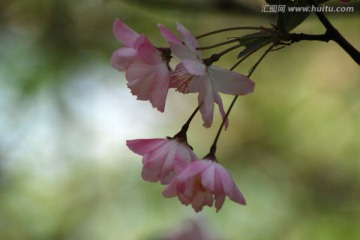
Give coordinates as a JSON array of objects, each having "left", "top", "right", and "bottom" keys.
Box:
[
  {"left": 286, "top": 33, "right": 330, "bottom": 43},
  {"left": 307, "top": 0, "right": 360, "bottom": 65}
]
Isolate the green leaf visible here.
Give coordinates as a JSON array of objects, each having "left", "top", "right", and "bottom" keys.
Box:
[
  {"left": 237, "top": 38, "right": 272, "bottom": 59},
  {"left": 268, "top": 0, "right": 330, "bottom": 33},
  {"left": 276, "top": 0, "right": 310, "bottom": 33},
  {"left": 237, "top": 32, "right": 273, "bottom": 47}
]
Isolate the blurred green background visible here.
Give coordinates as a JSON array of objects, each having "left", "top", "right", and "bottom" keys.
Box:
[{"left": 0, "top": 0, "right": 359, "bottom": 239}]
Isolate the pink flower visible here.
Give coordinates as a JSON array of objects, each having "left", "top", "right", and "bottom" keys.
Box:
[
  {"left": 159, "top": 22, "right": 255, "bottom": 127},
  {"left": 163, "top": 159, "right": 246, "bottom": 212},
  {"left": 126, "top": 138, "right": 197, "bottom": 184},
  {"left": 162, "top": 219, "right": 224, "bottom": 240},
  {"left": 110, "top": 18, "right": 171, "bottom": 112}
]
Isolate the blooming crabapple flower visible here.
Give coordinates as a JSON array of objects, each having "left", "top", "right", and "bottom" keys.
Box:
[
  {"left": 163, "top": 159, "right": 246, "bottom": 212},
  {"left": 162, "top": 219, "right": 224, "bottom": 240},
  {"left": 126, "top": 138, "right": 197, "bottom": 184},
  {"left": 110, "top": 18, "right": 171, "bottom": 112},
  {"left": 159, "top": 22, "right": 255, "bottom": 127}
]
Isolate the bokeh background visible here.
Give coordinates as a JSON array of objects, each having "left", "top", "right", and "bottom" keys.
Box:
[{"left": 1, "top": 0, "right": 359, "bottom": 239}]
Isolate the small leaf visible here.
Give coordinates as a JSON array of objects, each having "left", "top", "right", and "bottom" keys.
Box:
[
  {"left": 237, "top": 32, "right": 272, "bottom": 47},
  {"left": 276, "top": 0, "right": 311, "bottom": 33},
  {"left": 237, "top": 38, "right": 272, "bottom": 59}
]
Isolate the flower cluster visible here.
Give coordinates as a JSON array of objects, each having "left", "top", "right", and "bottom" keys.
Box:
[
  {"left": 111, "top": 18, "right": 254, "bottom": 127},
  {"left": 111, "top": 18, "right": 251, "bottom": 212},
  {"left": 127, "top": 136, "right": 246, "bottom": 212}
]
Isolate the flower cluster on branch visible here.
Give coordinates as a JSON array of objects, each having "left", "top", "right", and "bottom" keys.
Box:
[
  {"left": 111, "top": 1, "right": 359, "bottom": 211},
  {"left": 111, "top": 19, "right": 253, "bottom": 212}
]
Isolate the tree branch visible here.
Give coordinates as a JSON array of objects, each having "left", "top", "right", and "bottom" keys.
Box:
[
  {"left": 307, "top": 0, "right": 360, "bottom": 65},
  {"left": 285, "top": 33, "right": 331, "bottom": 43}
]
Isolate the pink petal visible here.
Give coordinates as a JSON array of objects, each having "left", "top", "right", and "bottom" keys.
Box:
[
  {"left": 182, "top": 59, "right": 206, "bottom": 76},
  {"left": 141, "top": 157, "right": 164, "bottom": 182},
  {"left": 158, "top": 24, "right": 183, "bottom": 45},
  {"left": 183, "top": 75, "right": 206, "bottom": 93},
  {"left": 178, "top": 191, "right": 192, "bottom": 205},
  {"left": 216, "top": 164, "right": 246, "bottom": 205},
  {"left": 170, "top": 42, "right": 197, "bottom": 60},
  {"left": 110, "top": 47, "right": 137, "bottom": 71},
  {"left": 113, "top": 18, "right": 140, "bottom": 47},
  {"left": 191, "top": 191, "right": 211, "bottom": 213},
  {"left": 214, "top": 194, "right": 226, "bottom": 212},
  {"left": 126, "top": 61, "right": 169, "bottom": 112},
  {"left": 208, "top": 66, "right": 255, "bottom": 95},
  {"left": 140, "top": 140, "right": 177, "bottom": 183},
  {"left": 197, "top": 81, "right": 215, "bottom": 128},
  {"left": 172, "top": 144, "right": 197, "bottom": 174},
  {"left": 159, "top": 24, "right": 197, "bottom": 60},
  {"left": 158, "top": 142, "right": 178, "bottom": 184},
  {"left": 140, "top": 142, "right": 172, "bottom": 182},
  {"left": 147, "top": 64, "right": 170, "bottom": 112},
  {"left": 176, "top": 22, "right": 201, "bottom": 58},
  {"left": 163, "top": 179, "right": 179, "bottom": 198},
  {"left": 200, "top": 162, "right": 216, "bottom": 192},
  {"left": 126, "top": 139, "right": 167, "bottom": 155},
  {"left": 175, "top": 161, "right": 210, "bottom": 182},
  {"left": 181, "top": 177, "right": 197, "bottom": 200},
  {"left": 134, "top": 35, "right": 161, "bottom": 65},
  {"left": 213, "top": 91, "right": 229, "bottom": 129}
]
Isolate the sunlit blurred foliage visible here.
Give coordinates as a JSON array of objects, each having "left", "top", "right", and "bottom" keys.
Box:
[{"left": 0, "top": 0, "right": 359, "bottom": 240}]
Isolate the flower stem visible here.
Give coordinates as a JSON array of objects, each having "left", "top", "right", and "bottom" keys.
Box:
[
  {"left": 230, "top": 42, "right": 272, "bottom": 71},
  {"left": 209, "top": 44, "right": 275, "bottom": 157},
  {"left": 196, "top": 26, "right": 270, "bottom": 39},
  {"left": 173, "top": 106, "right": 199, "bottom": 140},
  {"left": 203, "top": 44, "right": 243, "bottom": 66},
  {"left": 197, "top": 38, "right": 241, "bottom": 51}
]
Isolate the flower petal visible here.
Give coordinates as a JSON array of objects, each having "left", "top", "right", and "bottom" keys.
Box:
[
  {"left": 191, "top": 190, "right": 213, "bottom": 212},
  {"left": 200, "top": 162, "right": 216, "bottom": 192},
  {"left": 141, "top": 156, "right": 164, "bottom": 182},
  {"left": 178, "top": 190, "right": 192, "bottom": 205},
  {"left": 182, "top": 59, "right": 206, "bottom": 76},
  {"left": 126, "top": 61, "right": 169, "bottom": 112},
  {"left": 126, "top": 139, "right": 167, "bottom": 155},
  {"left": 197, "top": 80, "right": 215, "bottom": 128},
  {"left": 159, "top": 23, "right": 199, "bottom": 60},
  {"left": 176, "top": 22, "right": 201, "bottom": 58},
  {"left": 213, "top": 91, "right": 229, "bottom": 129},
  {"left": 113, "top": 18, "right": 140, "bottom": 47},
  {"left": 172, "top": 143, "right": 197, "bottom": 174},
  {"left": 214, "top": 194, "right": 226, "bottom": 212},
  {"left": 216, "top": 164, "right": 246, "bottom": 205},
  {"left": 163, "top": 179, "right": 179, "bottom": 198},
  {"left": 158, "top": 24, "right": 183, "bottom": 45},
  {"left": 110, "top": 47, "right": 137, "bottom": 71},
  {"left": 134, "top": 35, "right": 161, "bottom": 65},
  {"left": 175, "top": 160, "right": 209, "bottom": 182},
  {"left": 209, "top": 66, "right": 255, "bottom": 96},
  {"left": 158, "top": 142, "right": 178, "bottom": 184}
]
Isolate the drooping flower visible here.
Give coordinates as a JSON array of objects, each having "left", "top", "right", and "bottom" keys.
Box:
[
  {"left": 159, "top": 22, "right": 255, "bottom": 127},
  {"left": 111, "top": 18, "right": 172, "bottom": 112},
  {"left": 126, "top": 138, "right": 197, "bottom": 185},
  {"left": 161, "top": 219, "right": 224, "bottom": 240},
  {"left": 163, "top": 159, "right": 246, "bottom": 212}
]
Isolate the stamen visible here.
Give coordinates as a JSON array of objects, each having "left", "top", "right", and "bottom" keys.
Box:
[
  {"left": 194, "top": 175, "right": 206, "bottom": 193},
  {"left": 171, "top": 68, "right": 193, "bottom": 93}
]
